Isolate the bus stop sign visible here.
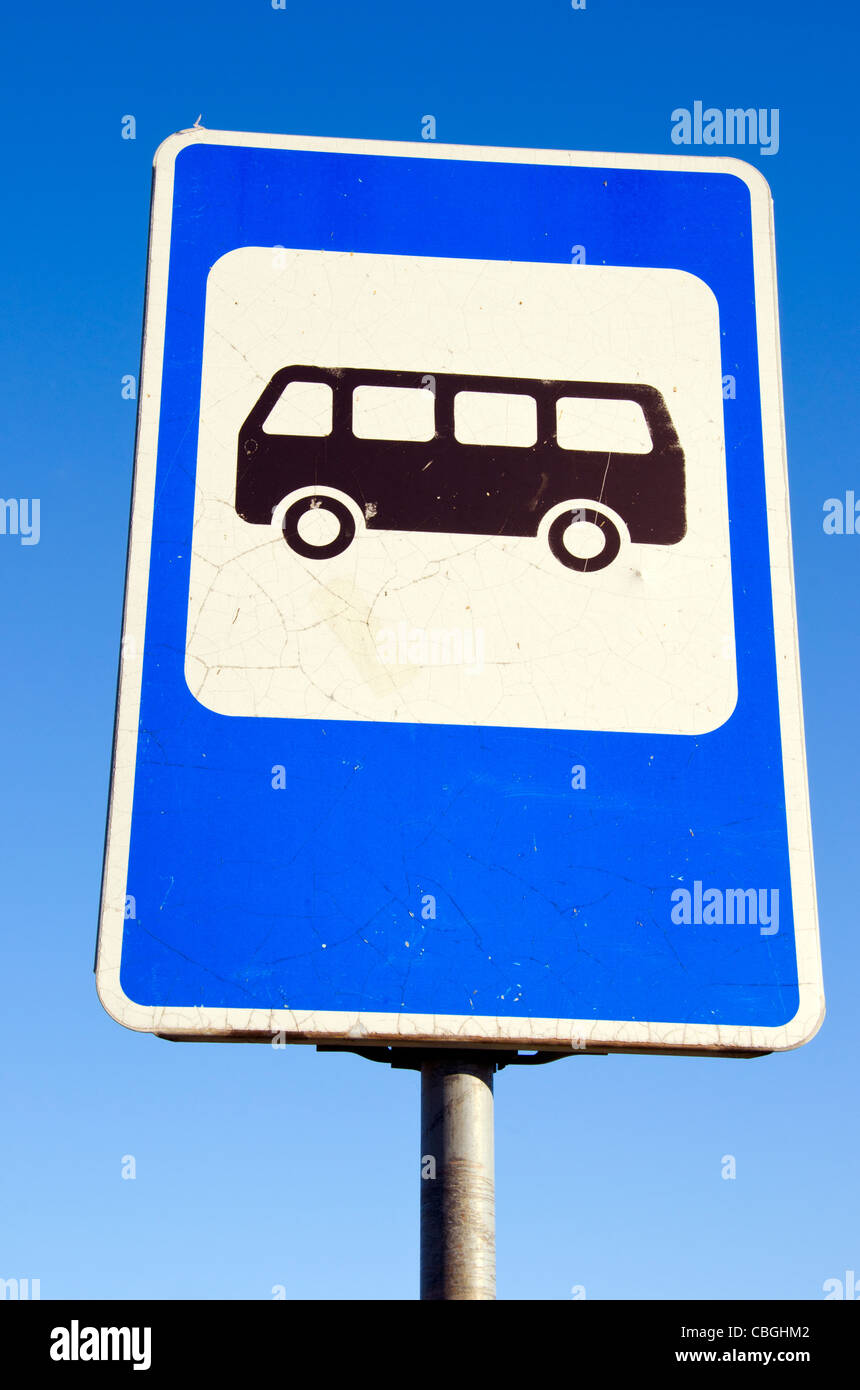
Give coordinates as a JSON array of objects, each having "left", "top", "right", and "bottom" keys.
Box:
[{"left": 97, "top": 129, "right": 823, "bottom": 1056}]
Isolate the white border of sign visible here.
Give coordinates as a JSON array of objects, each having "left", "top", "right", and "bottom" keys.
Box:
[{"left": 96, "top": 129, "right": 824, "bottom": 1055}]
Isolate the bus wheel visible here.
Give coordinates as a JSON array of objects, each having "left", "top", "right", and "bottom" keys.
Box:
[
  {"left": 282, "top": 495, "right": 356, "bottom": 560},
  {"left": 547, "top": 505, "right": 622, "bottom": 572}
]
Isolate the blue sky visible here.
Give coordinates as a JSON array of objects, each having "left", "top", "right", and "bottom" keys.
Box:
[{"left": 1, "top": 0, "right": 858, "bottom": 1300}]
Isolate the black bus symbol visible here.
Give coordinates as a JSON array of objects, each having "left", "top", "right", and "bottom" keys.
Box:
[{"left": 236, "top": 367, "right": 686, "bottom": 572}]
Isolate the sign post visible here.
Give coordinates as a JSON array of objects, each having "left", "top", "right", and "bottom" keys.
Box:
[
  {"left": 97, "top": 128, "right": 824, "bottom": 1297},
  {"left": 420, "top": 1055, "right": 496, "bottom": 1301}
]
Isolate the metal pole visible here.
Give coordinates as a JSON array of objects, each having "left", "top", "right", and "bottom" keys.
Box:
[{"left": 420, "top": 1054, "right": 496, "bottom": 1300}]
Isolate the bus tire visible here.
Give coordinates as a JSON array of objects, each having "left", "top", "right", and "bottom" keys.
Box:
[
  {"left": 282, "top": 494, "right": 356, "bottom": 560},
  {"left": 547, "top": 505, "right": 622, "bottom": 572}
]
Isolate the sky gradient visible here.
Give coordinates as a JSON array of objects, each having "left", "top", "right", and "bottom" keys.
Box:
[{"left": 0, "top": 0, "right": 856, "bottom": 1300}]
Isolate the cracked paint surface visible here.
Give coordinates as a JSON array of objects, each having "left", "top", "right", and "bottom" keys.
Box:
[
  {"left": 95, "top": 133, "right": 823, "bottom": 1054},
  {"left": 186, "top": 249, "right": 736, "bottom": 734}
]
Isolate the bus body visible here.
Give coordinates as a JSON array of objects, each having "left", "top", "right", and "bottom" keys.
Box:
[{"left": 236, "top": 367, "right": 686, "bottom": 556}]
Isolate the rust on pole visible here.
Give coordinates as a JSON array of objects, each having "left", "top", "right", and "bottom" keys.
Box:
[{"left": 420, "top": 1054, "right": 496, "bottom": 1300}]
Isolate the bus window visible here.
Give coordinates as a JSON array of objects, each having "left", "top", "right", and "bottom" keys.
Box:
[
  {"left": 352, "top": 384, "right": 435, "bottom": 441},
  {"left": 262, "top": 380, "right": 333, "bottom": 436},
  {"left": 454, "top": 390, "right": 537, "bottom": 447},
  {"left": 556, "top": 396, "right": 652, "bottom": 453}
]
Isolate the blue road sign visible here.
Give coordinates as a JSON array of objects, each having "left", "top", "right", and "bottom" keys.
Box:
[{"left": 97, "top": 130, "right": 823, "bottom": 1054}]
